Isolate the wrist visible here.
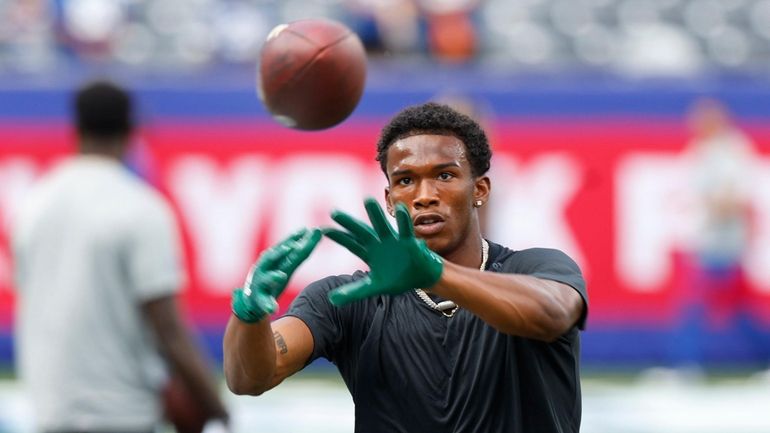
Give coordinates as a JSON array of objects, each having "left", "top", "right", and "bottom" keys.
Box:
[
  {"left": 231, "top": 288, "right": 269, "bottom": 323},
  {"left": 423, "top": 249, "right": 444, "bottom": 288}
]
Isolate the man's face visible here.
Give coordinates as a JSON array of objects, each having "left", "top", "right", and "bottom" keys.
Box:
[{"left": 384, "top": 133, "right": 488, "bottom": 256}]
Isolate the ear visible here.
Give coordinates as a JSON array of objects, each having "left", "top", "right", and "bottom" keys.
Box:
[
  {"left": 473, "top": 175, "right": 491, "bottom": 208},
  {"left": 384, "top": 187, "right": 394, "bottom": 217}
]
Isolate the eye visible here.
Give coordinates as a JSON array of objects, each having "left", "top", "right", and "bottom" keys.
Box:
[
  {"left": 397, "top": 177, "right": 412, "bottom": 186},
  {"left": 438, "top": 172, "right": 454, "bottom": 181}
]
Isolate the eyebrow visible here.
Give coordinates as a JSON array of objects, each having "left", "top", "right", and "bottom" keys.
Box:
[{"left": 390, "top": 162, "right": 461, "bottom": 178}]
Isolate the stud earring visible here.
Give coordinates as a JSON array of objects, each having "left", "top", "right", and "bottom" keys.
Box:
[{"left": 475, "top": 200, "right": 483, "bottom": 207}]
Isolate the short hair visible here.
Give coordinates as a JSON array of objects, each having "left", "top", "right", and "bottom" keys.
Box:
[
  {"left": 376, "top": 102, "right": 491, "bottom": 178},
  {"left": 74, "top": 80, "right": 134, "bottom": 139}
]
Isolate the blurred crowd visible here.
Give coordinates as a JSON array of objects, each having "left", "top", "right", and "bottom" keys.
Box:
[{"left": 1, "top": 0, "right": 770, "bottom": 74}]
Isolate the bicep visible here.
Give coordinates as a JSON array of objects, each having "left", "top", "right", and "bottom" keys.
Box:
[
  {"left": 518, "top": 248, "right": 588, "bottom": 330},
  {"left": 547, "top": 280, "right": 586, "bottom": 330},
  {"left": 268, "top": 316, "right": 314, "bottom": 389}
]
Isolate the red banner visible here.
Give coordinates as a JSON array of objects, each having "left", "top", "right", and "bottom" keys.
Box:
[{"left": 2, "top": 119, "right": 770, "bottom": 329}]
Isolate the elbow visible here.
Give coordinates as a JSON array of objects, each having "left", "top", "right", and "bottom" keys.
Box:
[
  {"left": 537, "top": 291, "right": 586, "bottom": 342},
  {"left": 533, "top": 305, "right": 575, "bottom": 342},
  {"left": 227, "top": 383, "right": 266, "bottom": 397},
  {"left": 224, "top": 371, "right": 272, "bottom": 396},
  {"left": 223, "top": 356, "right": 276, "bottom": 396},
  {"left": 224, "top": 373, "right": 249, "bottom": 395}
]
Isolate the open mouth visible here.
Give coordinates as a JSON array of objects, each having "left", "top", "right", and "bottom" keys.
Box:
[{"left": 413, "top": 213, "right": 446, "bottom": 236}]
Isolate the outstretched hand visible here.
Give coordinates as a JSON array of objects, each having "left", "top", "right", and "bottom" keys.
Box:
[
  {"left": 323, "top": 197, "right": 443, "bottom": 305},
  {"left": 231, "top": 228, "right": 322, "bottom": 323}
]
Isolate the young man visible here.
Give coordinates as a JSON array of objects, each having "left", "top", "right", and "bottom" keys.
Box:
[
  {"left": 12, "top": 81, "right": 228, "bottom": 433},
  {"left": 224, "top": 103, "right": 588, "bottom": 432}
]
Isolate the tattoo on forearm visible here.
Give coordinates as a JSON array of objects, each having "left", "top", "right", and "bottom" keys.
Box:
[{"left": 273, "top": 331, "right": 288, "bottom": 354}]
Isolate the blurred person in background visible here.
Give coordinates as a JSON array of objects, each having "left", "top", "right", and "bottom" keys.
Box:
[
  {"left": 674, "top": 97, "right": 764, "bottom": 376},
  {"left": 11, "top": 80, "right": 228, "bottom": 433},
  {"left": 343, "top": 0, "right": 478, "bottom": 62},
  {"left": 343, "top": 0, "right": 422, "bottom": 56},
  {"left": 421, "top": 0, "right": 479, "bottom": 63},
  {"left": 223, "top": 103, "right": 588, "bottom": 433}
]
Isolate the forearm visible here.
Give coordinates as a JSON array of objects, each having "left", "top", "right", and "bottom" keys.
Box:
[
  {"left": 430, "top": 261, "right": 579, "bottom": 341},
  {"left": 223, "top": 315, "right": 277, "bottom": 395},
  {"left": 163, "top": 329, "right": 229, "bottom": 419},
  {"left": 143, "top": 297, "right": 228, "bottom": 420},
  {"left": 222, "top": 227, "right": 320, "bottom": 395}
]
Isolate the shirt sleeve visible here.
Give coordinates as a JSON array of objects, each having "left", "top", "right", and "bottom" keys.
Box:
[
  {"left": 284, "top": 275, "right": 357, "bottom": 365},
  {"left": 504, "top": 248, "right": 589, "bottom": 330},
  {"left": 126, "top": 194, "right": 186, "bottom": 302}
]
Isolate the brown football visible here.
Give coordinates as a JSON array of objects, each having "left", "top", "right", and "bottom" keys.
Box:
[{"left": 258, "top": 18, "right": 367, "bottom": 130}]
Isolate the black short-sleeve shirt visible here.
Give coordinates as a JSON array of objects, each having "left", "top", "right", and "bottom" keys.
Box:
[{"left": 286, "top": 240, "right": 588, "bottom": 433}]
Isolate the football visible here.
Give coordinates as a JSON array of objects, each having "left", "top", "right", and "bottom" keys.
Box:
[{"left": 257, "top": 18, "right": 367, "bottom": 130}]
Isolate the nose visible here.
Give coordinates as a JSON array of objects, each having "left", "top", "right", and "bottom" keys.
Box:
[{"left": 412, "top": 180, "right": 439, "bottom": 209}]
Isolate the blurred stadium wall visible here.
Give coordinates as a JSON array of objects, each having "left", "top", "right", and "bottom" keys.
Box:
[{"left": 1, "top": 0, "right": 770, "bottom": 372}]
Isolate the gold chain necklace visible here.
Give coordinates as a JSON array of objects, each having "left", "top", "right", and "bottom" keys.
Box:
[{"left": 414, "top": 239, "right": 489, "bottom": 318}]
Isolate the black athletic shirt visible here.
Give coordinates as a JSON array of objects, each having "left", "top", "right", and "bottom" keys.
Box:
[{"left": 286, "top": 241, "right": 588, "bottom": 433}]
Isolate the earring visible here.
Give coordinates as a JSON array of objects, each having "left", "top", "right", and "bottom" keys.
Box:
[{"left": 474, "top": 200, "right": 483, "bottom": 207}]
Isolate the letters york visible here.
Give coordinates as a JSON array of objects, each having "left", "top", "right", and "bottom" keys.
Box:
[{"left": 1, "top": 152, "right": 769, "bottom": 296}]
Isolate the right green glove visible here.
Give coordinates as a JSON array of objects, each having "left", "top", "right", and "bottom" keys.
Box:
[
  {"left": 231, "top": 228, "right": 322, "bottom": 323},
  {"left": 323, "top": 197, "right": 444, "bottom": 306}
]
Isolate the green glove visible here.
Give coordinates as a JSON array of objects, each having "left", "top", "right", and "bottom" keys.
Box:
[
  {"left": 323, "top": 197, "right": 443, "bottom": 306},
  {"left": 232, "top": 228, "right": 322, "bottom": 323}
]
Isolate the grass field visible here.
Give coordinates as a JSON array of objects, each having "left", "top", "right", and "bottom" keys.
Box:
[{"left": 2, "top": 370, "right": 769, "bottom": 433}]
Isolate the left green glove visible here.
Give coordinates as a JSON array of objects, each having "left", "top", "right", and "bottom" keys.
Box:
[
  {"left": 323, "top": 197, "right": 444, "bottom": 306},
  {"left": 232, "top": 228, "right": 322, "bottom": 323}
]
